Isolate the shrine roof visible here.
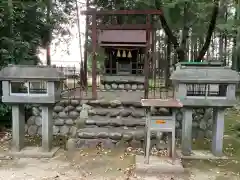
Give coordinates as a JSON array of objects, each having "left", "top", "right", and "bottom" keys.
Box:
[
  {"left": 170, "top": 62, "right": 240, "bottom": 83},
  {"left": 0, "top": 65, "right": 65, "bottom": 81}
]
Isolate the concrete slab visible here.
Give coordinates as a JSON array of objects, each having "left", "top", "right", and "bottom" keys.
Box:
[
  {"left": 7, "top": 146, "right": 59, "bottom": 158},
  {"left": 177, "top": 150, "right": 229, "bottom": 160},
  {"left": 135, "top": 155, "right": 184, "bottom": 175}
]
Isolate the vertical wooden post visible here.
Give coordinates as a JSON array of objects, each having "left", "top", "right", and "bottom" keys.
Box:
[
  {"left": 92, "top": 12, "right": 97, "bottom": 99},
  {"left": 110, "top": 49, "right": 113, "bottom": 75},
  {"left": 83, "top": 0, "right": 90, "bottom": 87},
  {"left": 151, "top": 23, "right": 156, "bottom": 97},
  {"left": 144, "top": 15, "right": 151, "bottom": 99}
]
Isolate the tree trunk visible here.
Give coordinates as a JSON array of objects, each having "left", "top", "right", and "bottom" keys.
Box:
[
  {"left": 46, "top": 0, "right": 52, "bottom": 65},
  {"left": 179, "top": 2, "right": 190, "bottom": 62},
  {"left": 190, "top": 32, "right": 195, "bottom": 60},
  {"left": 218, "top": 0, "right": 226, "bottom": 62},
  {"left": 223, "top": 35, "right": 227, "bottom": 65},
  {"left": 219, "top": 34, "right": 224, "bottom": 61},
  {"left": 211, "top": 33, "right": 215, "bottom": 59},
  {"left": 223, "top": 6, "right": 228, "bottom": 65},
  {"left": 234, "top": 0, "right": 240, "bottom": 71},
  {"left": 194, "top": 43, "right": 198, "bottom": 60},
  {"left": 196, "top": 0, "right": 220, "bottom": 61},
  {"left": 8, "top": 0, "right": 13, "bottom": 64},
  {"left": 232, "top": 2, "right": 238, "bottom": 69},
  {"left": 115, "top": 0, "right": 124, "bottom": 24}
]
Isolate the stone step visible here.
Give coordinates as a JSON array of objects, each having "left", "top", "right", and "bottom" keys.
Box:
[
  {"left": 86, "top": 106, "right": 171, "bottom": 117},
  {"left": 77, "top": 127, "right": 145, "bottom": 141},
  {"left": 101, "top": 79, "right": 144, "bottom": 85},
  {"left": 101, "top": 83, "right": 144, "bottom": 91},
  {"left": 100, "top": 75, "right": 144, "bottom": 85},
  {"left": 75, "top": 127, "right": 171, "bottom": 149},
  {"left": 85, "top": 117, "right": 145, "bottom": 127},
  {"left": 88, "top": 108, "right": 145, "bottom": 118},
  {"left": 85, "top": 99, "right": 143, "bottom": 108}
]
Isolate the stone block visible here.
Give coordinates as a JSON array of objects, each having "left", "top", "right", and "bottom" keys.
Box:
[
  {"left": 52, "top": 112, "right": 58, "bottom": 118},
  {"left": 28, "top": 125, "right": 38, "bottom": 136},
  {"left": 58, "top": 112, "right": 68, "bottom": 119},
  {"left": 70, "top": 99, "right": 80, "bottom": 106},
  {"left": 32, "top": 107, "right": 41, "bottom": 116},
  {"left": 27, "top": 116, "right": 35, "bottom": 125},
  {"left": 66, "top": 138, "right": 76, "bottom": 151},
  {"left": 79, "top": 109, "right": 88, "bottom": 119},
  {"left": 64, "top": 105, "right": 75, "bottom": 112},
  {"left": 135, "top": 155, "right": 184, "bottom": 174},
  {"left": 69, "top": 126, "right": 77, "bottom": 137},
  {"left": 76, "top": 116, "right": 86, "bottom": 129},
  {"left": 109, "top": 131, "right": 122, "bottom": 140},
  {"left": 53, "top": 105, "right": 64, "bottom": 113},
  {"left": 35, "top": 116, "right": 42, "bottom": 126},
  {"left": 75, "top": 105, "right": 82, "bottom": 112},
  {"left": 37, "top": 126, "right": 42, "bottom": 136},
  {"left": 60, "top": 125, "right": 70, "bottom": 136},
  {"left": 68, "top": 111, "right": 79, "bottom": 119},
  {"left": 54, "top": 118, "right": 65, "bottom": 126},
  {"left": 65, "top": 118, "right": 74, "bottom": 126},
  {"left": 119, "top": 109, "right": 132, "bottom": 117},
  {"left": 53, "top": 126, "right": 60, "bottom": 135}
]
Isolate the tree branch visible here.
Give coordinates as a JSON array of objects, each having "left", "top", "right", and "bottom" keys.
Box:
[
  {"left": 196, "top": 0, "right": 220, "bottom": 61},
  {"left": 178, "top": 1, "right": 190, "bottom": 61},
  {"left": 155, "top": 0, "right": 179, "bottom": 49},
  {"left": 180, "top": 2, "right": 190, "bottom": 50},
  {"left": 156, "top": 1, "right": 190, "bottom": 63},
  {"left": 158, "top": 12, "right": 179, "bottom": 49}
]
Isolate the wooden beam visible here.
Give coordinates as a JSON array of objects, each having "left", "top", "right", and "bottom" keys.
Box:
[
  {"left": 99, "top": 43, "right": 147, "bottom": 47},
  {"left": 81, "top": 9, "right": 162, "bottom": 15},
  {"left": 90, "top": 24, "right": 155, "bottom": 30}
]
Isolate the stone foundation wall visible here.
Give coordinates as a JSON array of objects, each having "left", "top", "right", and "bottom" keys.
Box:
[
  {"left": 100, "top": 75, "right": 145, "bottom": 91},
  {"left": 25, "top": 99, "right": 214, "bottom": 141},
  {"left": 101, "top": 83, "right": 144, "bottom": 91}
]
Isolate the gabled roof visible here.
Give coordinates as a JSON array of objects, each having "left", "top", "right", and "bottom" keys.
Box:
[
  {"left": 170, "top": 63, "right": 240, "bottom": 83},
  {"left": 0, "top": 65, "right": 66, "bottom": 81}
]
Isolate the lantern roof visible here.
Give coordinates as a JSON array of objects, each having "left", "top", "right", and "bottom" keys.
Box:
[
  {"left": 171, "top": 62, "right": 240, "bottom": 83},
  {"left": 0, "top": 65, "right": 66, "bottom": 81}
]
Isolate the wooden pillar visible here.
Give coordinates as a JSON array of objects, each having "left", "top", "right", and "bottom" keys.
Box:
[
  {"left": 92, "top": 12, "right": 97, "bottom": 99},
  {"left": 144, "top": 15, "right": 151, "bottom": 99},
  {"left": 110, "top": 49, "right": 113, "bottom": 74}
]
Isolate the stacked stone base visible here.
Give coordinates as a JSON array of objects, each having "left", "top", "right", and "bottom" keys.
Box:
[
  {"left": 75, "top": 100, "right": 159, "bottom": 149},
  {"left": 100, "top": 75, "right": 145, "bottom": 91},
  {"left": 100, "top": 83, "right": 144, "bottom": 91},
  {"left": 76, "top": 127, "right": 145, "bottom": 149},
  {"left": 25, "top": 98, "right": 214, "bottom": 149}
]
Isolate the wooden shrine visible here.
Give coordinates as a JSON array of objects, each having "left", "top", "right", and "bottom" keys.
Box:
[{"left": 81, "top": 9, "right": 161, "bottom": 98}]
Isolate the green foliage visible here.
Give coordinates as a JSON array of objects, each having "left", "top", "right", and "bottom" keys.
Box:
[
  {"left": 0, "top": 103, "right": 11, "bottom": 117},
  {"left": 0, "top": 0, "right": 75, "bottom": 121},
  {"left": 0, "top": 0, "right": 75, "bottom": 66}
]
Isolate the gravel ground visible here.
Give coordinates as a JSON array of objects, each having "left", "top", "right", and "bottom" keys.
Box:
[
  {"left": 1, "top": 127, "right": 240, "bottom": 180},
  {"left": 0, "top": 148, "right": 239, "bottom": 180}
]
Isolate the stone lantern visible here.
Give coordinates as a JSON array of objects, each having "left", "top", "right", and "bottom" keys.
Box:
[
  {"left": 0, "top": 65, "right": 65, "bottom": 157},
  {"left": 170, "top": 62, "right": 240, "bottom": 156}
]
